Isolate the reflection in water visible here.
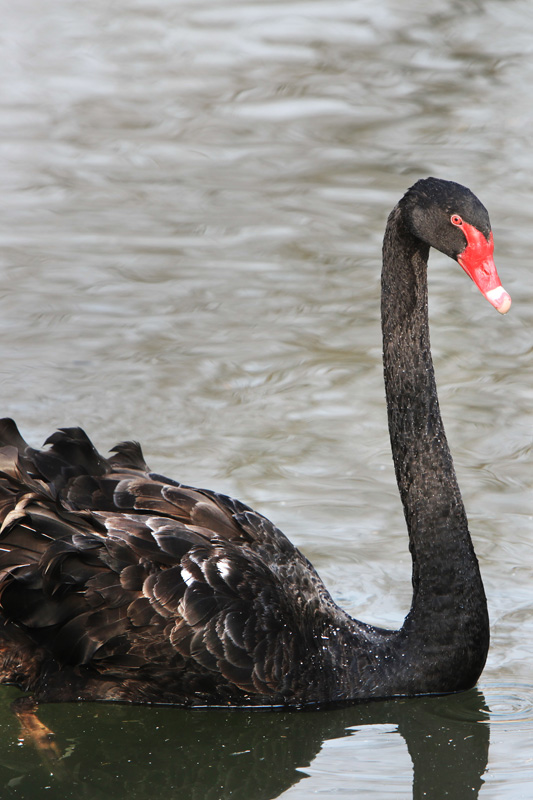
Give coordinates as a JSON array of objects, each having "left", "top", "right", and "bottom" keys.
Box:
[{"left": 0, "top": 687, "right": 489, "bottom": 800}]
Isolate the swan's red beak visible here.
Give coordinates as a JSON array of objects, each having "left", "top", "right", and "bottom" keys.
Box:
[{"left": 457, "top": 224, "right": 511, "bottom": 314}]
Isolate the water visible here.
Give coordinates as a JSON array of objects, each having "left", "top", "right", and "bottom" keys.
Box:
[{"left": 0, "top": 0, "right": 532, "bottom": 797}]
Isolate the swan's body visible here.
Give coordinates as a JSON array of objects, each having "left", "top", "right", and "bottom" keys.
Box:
[{"left": 0, "top": 178, "right": 509, "bottom": 706}]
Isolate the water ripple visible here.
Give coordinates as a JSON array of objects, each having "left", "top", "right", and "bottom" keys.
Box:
[{"left": 481, "top": 683, "right": 533, "bottom": 727}]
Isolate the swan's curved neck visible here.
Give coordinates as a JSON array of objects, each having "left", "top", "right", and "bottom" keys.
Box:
[{"left": 379, "top": 205, "right": 489, "bottom": 692}]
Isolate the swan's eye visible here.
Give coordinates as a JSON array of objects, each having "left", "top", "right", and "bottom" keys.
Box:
[{"left": 451, "top": 214, "right": 463, "bottom": 226}]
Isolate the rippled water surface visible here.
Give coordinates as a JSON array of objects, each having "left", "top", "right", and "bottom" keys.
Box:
[{"left": 0, "top": 0, "right": 532, "bottom": 797}]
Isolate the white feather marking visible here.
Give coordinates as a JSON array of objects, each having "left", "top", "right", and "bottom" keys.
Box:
[
  {"left": 217, "top": 559, "right": 233, "bottom": 580},
  {"left": 181, "top": 567, "right": 195, "bottom": 587}
]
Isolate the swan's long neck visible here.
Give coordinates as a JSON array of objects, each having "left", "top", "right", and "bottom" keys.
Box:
[{"left": 379, "top": 205, "right": 489, "bottom": 692}]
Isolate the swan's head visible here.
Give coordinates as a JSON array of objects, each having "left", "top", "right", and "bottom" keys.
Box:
[{"left": 401, "top": 177, "right": 511, "bottom": 314}]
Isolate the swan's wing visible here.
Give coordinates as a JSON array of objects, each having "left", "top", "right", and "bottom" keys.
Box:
[
  {"left": 0, "top": 417, "right": 300, "bottom": 555},
  {"left": 0, "top": 501, "right": 331, "bottom": 704},
  {"left": 0, "top": 420, "right": 342, "bottom": 704}
]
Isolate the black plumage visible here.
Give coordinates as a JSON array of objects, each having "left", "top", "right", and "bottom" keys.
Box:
[{"left": 0, "top": 179, "right": 508, "bottom": 706}]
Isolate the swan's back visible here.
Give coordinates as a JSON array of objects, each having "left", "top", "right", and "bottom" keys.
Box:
[{"left": 0, "top": 419, "right": 363, "bottom": 706}]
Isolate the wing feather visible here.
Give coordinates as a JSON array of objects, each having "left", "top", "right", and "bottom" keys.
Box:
[{"left": 0, "top": 420, "right": 349, "bottom": 705}]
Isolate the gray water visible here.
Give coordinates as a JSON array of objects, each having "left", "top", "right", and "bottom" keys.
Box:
[{"left": 0, "top": 0, "right": 532, "bottom": 797}]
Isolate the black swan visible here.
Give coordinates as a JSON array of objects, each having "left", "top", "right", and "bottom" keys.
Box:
[{"left": 0, "top": 178, "right": 510, "bottom": 707}]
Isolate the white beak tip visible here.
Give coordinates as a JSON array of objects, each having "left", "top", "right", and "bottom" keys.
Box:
[{"left": 485, "top": 286, "right": 512, "bottom": 315}]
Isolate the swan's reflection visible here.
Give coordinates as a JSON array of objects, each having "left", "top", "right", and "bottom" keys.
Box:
[{"left": 0, "top": 687, "right": 489, "bottom": 799}]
